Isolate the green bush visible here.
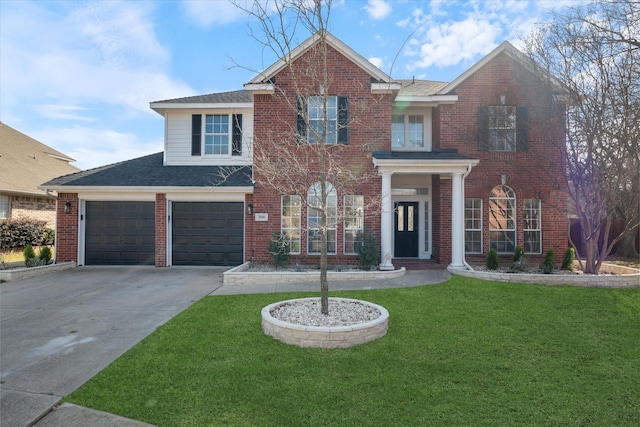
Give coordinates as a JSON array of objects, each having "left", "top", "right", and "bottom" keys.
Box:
[
  {"left": 356, "top": 228, "right": 380, "bottom": 271},
  {"left": 43, "top": 228, "right": 55, "bottom": 245},
  {"left": 486, "top": 248, "right": 499, "bottom": 270},
  {"left": 1, "top": 219, "right": 48, "bottom": 249},
  {"left": 513, "top": 246, "right": 525, "bottom": 263},
  {"left": 561, "top": 247, "right": 575, "bottom": 271},
  {"left": 23, "top": 245, "right": 40, "bottom": 267},
  {"left": 540, "top": 249, "right": 556, "bottom": 274},
  {"left": 268, "top": 231, "right": 290, "bottom": 268},
  {"left": 39, "top": 246, "right": 52, "bottom": 264}
]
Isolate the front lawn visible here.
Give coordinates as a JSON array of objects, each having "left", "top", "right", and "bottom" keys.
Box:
[{"left": 65, "top": 276, "right": 640, "bottom": 426}]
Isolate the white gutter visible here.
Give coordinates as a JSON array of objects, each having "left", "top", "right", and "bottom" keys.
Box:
[{"left": 462, "top": 162, "right": 474, "bottom": 271}]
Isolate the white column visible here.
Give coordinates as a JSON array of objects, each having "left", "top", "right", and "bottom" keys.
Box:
[
  {"left": 450, "top": 172, "right": 465, "bottom": 268},
  {"left": 379, "top": 171, "right": 394, "bottom": 270}
]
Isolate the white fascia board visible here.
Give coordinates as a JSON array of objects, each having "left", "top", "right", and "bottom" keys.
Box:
[
  {"left": 394, "top": 95, "right": 458, "bottom": 105},
  {"left": 243, "top": 83, "right": 275, "bottom": 94},
  {"left": 371, "top": 83, "right": 402, "bottom": 93},
  {"left": 44, "top": 186, "right": 254, "bottom": 195},
  {"left": 150, "top": 102, "right": 253, "bottom": 114},
  {"left": 373, "top": 158, "right": 479, "bottom": 175}
]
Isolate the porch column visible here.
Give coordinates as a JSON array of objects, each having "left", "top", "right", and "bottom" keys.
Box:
[
  {"left": 379, "top": 171, "right": 394, "bottom": 270},
  {"left": 450, "top": 172, "right": 465, "bottom": 268}
]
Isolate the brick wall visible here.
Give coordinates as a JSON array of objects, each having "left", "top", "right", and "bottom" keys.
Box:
[
  {"left": 55, "top": 193, "right": 78, "bottom": 262},
  {"left": 249, "top": 42, "right": 387, "bottom": 266},
  {"left": 155, "top": 194, "right": 166, "bottom": 267},
  {"left": 10, "top": 195, "right": 56, "bottom": 228},
  {"left": 437, "top": 51, "right": 568, "bottom": 264}
]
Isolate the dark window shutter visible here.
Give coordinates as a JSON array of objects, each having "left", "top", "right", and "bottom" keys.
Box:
[
  {"left": 338, "top": 96, "right": 349, "bottom": 144},
  {"left": 191, "top": 114, "right": 202, "bottom": 156},
  {"left": 232, "top": 114, "right": 242, "bottom": 156},
  {"left": 516, "top": 106, "right": 528, "bottom": 152},
  {"left": 296, "top": 96, "right": 307, "bottom": 143},
  {"left": 477, "top": 107, "right": 489, "bottom": 151}
]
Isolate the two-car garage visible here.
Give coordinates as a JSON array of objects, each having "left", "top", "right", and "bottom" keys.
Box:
[{"left": 83, "top": 201, "right": 243, "bottom": 266}]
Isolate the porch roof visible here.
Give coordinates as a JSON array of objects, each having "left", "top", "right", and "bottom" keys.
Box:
[{"left": 372, "top": 150, "right": 479, "bottom": 174}]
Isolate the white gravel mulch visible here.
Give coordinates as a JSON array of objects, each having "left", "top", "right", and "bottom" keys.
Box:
[{"left": 270, "top": 298, "right": 381, "bottom": 327}]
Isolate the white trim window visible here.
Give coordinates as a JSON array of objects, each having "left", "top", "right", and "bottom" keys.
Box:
[
  {"left": 281, "top": 195, "right": 301, "bottom": 254},
  {"left": 465, "top": 198, "right": 482, "bottom": 253},
  {"left": 523, "top": 199, "right": 542, "bottom": 254},
  {"left": 489, "top": 106, "right": 516, "bottom": 151},
  {"left": 204, "top": 114, "right": 229, "bottom": 155},
  {"left": 344, "top": 195, "right": 364, "bottom": 254},
  {"left": 489, "top": 185, "right": 516, "bottom": 253},
  {"left": 0, "top": 194, "right": 9, "bottom": 219},
  {"left": 392, "top": 114, "right": 424, "bottom": 148},
  {"left": 307, "top": 182, "right": 337, "bottom": 254}
]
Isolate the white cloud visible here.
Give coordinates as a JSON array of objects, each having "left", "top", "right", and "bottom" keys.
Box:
[
  {"left": 36, "top": 105, "right": 97, "bottom": 122},
  {"left": 368, "top": 56, "right": 384, "bottom": 69},
  {"left": 364, "top": 0, "right": 392, "bottom": 20},
  {"left": 29, "top": 126, "right": 163, "bottom": 170},
  {"left": 0, "top": 1, "right": 195, "bottom": 119},
  {"left": 182, "top": 0, "right": 249, "bottom": 27}
]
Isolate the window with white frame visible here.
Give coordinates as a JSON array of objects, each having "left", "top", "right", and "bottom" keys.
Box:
[
  {"left": 465, "top": 198, "right": 482, "bottom": 253},
  {"left": 0, "top": 195, "right": 9, "bottom": 219},
  {"left": 392, "top": 114, "right": 424, "bottom": 148},
  {"left": 308, "top": 96, "right": 337, "bottom": 144},
  {"left": 489, "top": 106, "right": 516, "bottom": 151},
  {"left": 281, "top": 195, "right": 301, "bottom": 254},
  {"left": 204, "top": 114, "right": 229, "bottom": 155},
  {"left": 307, "top": 182, "right": 337, "bottom": 254},
  {"left": 523, "top": 199, "right": 542, "bottom": 254},
  {"left": 489, "top": 185, "right": 516, "bottom": 253},
  {"left": 344, "top": 195, "right": 364, "bottom": 254}
]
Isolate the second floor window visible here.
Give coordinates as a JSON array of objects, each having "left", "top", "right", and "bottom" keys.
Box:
[
  {"left": 191, "top": 114, "right": 242, "bottom": 157},
  {"left": 297, "top": 96, "right": 349, "bottom": 145},
  {"left": 478, "top": 106, "right": 528, "bottom": 152},
  {"left": 392, "top": 115, "right": 424, "bottom": 148}
]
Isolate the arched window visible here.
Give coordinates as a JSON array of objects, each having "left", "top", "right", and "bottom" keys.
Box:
[
  {"left": 489, "top": 185, "right": 516, "bottom": 253},
  {"left": 307, "top": 182, "right": 337, "bottom": 254}
]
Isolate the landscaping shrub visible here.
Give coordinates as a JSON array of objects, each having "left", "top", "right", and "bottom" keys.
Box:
[
  {"left": 561, "top": 247, "right": 575, "bottom": 271},
  {"left": 513, "top": 246, "right": 525, "bottom": 263},
  {"left": 268, "top": 231, "right": 290, "bottom": 268},
  {"left": 356, "top": 228, "right": 380, "bottom": 270},
  {"left": 486, "top": 248, "right": 499, "bottom": 270},
  {"left": 39, "top": 246, "right": 52, "bottom": 264},
  {"left": 540, "top": 249, "right": 556, "bottom": 274},
  {"left": 23, "top": 245, "right": 39, "bottom": 267},
  {"left": 0, "top": 219, "right": 49, "bottom": 249},
  {"left": 43, "top": 228, "right": 55, "bottom": 245}
]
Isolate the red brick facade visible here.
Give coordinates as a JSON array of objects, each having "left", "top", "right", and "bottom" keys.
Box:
[{"left": 55, "top": 193, "right": 78, "bottom": 262}]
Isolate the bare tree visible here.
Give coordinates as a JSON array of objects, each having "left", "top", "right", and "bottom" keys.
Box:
[
  {"left": 522, "top": 0, "right": 640, "bottom": 273},
  {"left": 233, "top": 0, "right": 389, "bottom": 313}
]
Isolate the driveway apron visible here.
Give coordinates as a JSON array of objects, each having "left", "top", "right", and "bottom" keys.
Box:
[{"left": 0, "top": 266, "right": 225, "bottom": 427}]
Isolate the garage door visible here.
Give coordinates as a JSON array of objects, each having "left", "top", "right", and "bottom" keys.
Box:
[
  {"left": 85, "top": 202, "right": 155, "bottom": 265},
  {"left": 172, "top": 202, "right": 243, "bottom": 266}
]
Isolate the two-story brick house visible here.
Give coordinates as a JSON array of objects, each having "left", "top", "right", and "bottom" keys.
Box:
[{"left": 42, "top": 32, "right": 567, "bottom": 269}]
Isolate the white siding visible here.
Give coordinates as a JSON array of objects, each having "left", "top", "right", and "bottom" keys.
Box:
[{"left": 164, "top": 109, "right": 253, "bottom": 166}]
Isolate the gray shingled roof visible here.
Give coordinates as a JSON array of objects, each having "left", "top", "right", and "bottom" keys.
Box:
[
  {"left": 41, "top": 152, "right": 253, "bottom": 188},
  {"left": 152, "top": 90, "right": 252, "bottom": 104},
  {"left": 372, "top": 149, "right": 476, "bottom": 161},
  {"left": 396, "top": 80, "right": 449, "bottom": 97}
]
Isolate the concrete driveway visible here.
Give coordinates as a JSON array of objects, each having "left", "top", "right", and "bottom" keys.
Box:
[{"left": 0, "top": 266, "right": 225, "bottom": 427}]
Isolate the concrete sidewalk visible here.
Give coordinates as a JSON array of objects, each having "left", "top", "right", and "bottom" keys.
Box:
[{"left": 1, "top": 266, "right": 449, "bottom": 427}]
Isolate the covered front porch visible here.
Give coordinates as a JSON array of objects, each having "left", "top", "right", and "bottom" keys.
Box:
[{"left": 372, "top": 150, "right": 479, "bottom": 271}]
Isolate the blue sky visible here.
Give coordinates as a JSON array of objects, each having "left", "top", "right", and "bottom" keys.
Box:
[{"left": 0, "top": 0, "right": 578, "bottom": 170}]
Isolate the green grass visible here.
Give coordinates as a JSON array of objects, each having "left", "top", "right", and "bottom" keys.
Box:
[{"left": 65, "top": 276, "right": 640, "bottom": 426}]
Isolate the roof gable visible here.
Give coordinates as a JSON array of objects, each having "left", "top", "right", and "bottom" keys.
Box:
[
  {"left": 437, "top": 41, "right": 563, "bottom": 95},
  {"left": 246, "top": 31, "right": 395, "bottom": 86}
]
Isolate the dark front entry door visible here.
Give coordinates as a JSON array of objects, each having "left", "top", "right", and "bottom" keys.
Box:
[{"left": 395, "top": 202, "right": 419, "bottom": 257}]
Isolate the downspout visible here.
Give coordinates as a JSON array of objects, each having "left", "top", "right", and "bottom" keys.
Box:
[{"left": 461, "top": 163, "right": 474, "bottom": 271}]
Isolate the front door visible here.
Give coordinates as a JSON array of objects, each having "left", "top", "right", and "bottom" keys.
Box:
[{"left": 394, "top": 202, "right": 419, "bottom": 257}]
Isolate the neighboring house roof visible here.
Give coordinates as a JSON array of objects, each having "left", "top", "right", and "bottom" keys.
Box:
[
  {"left": 0, "top": 122, "right": 81, "bottom": 197},
  {"left": 41, "top": 152, "right": 253, "bottom": 191}
]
